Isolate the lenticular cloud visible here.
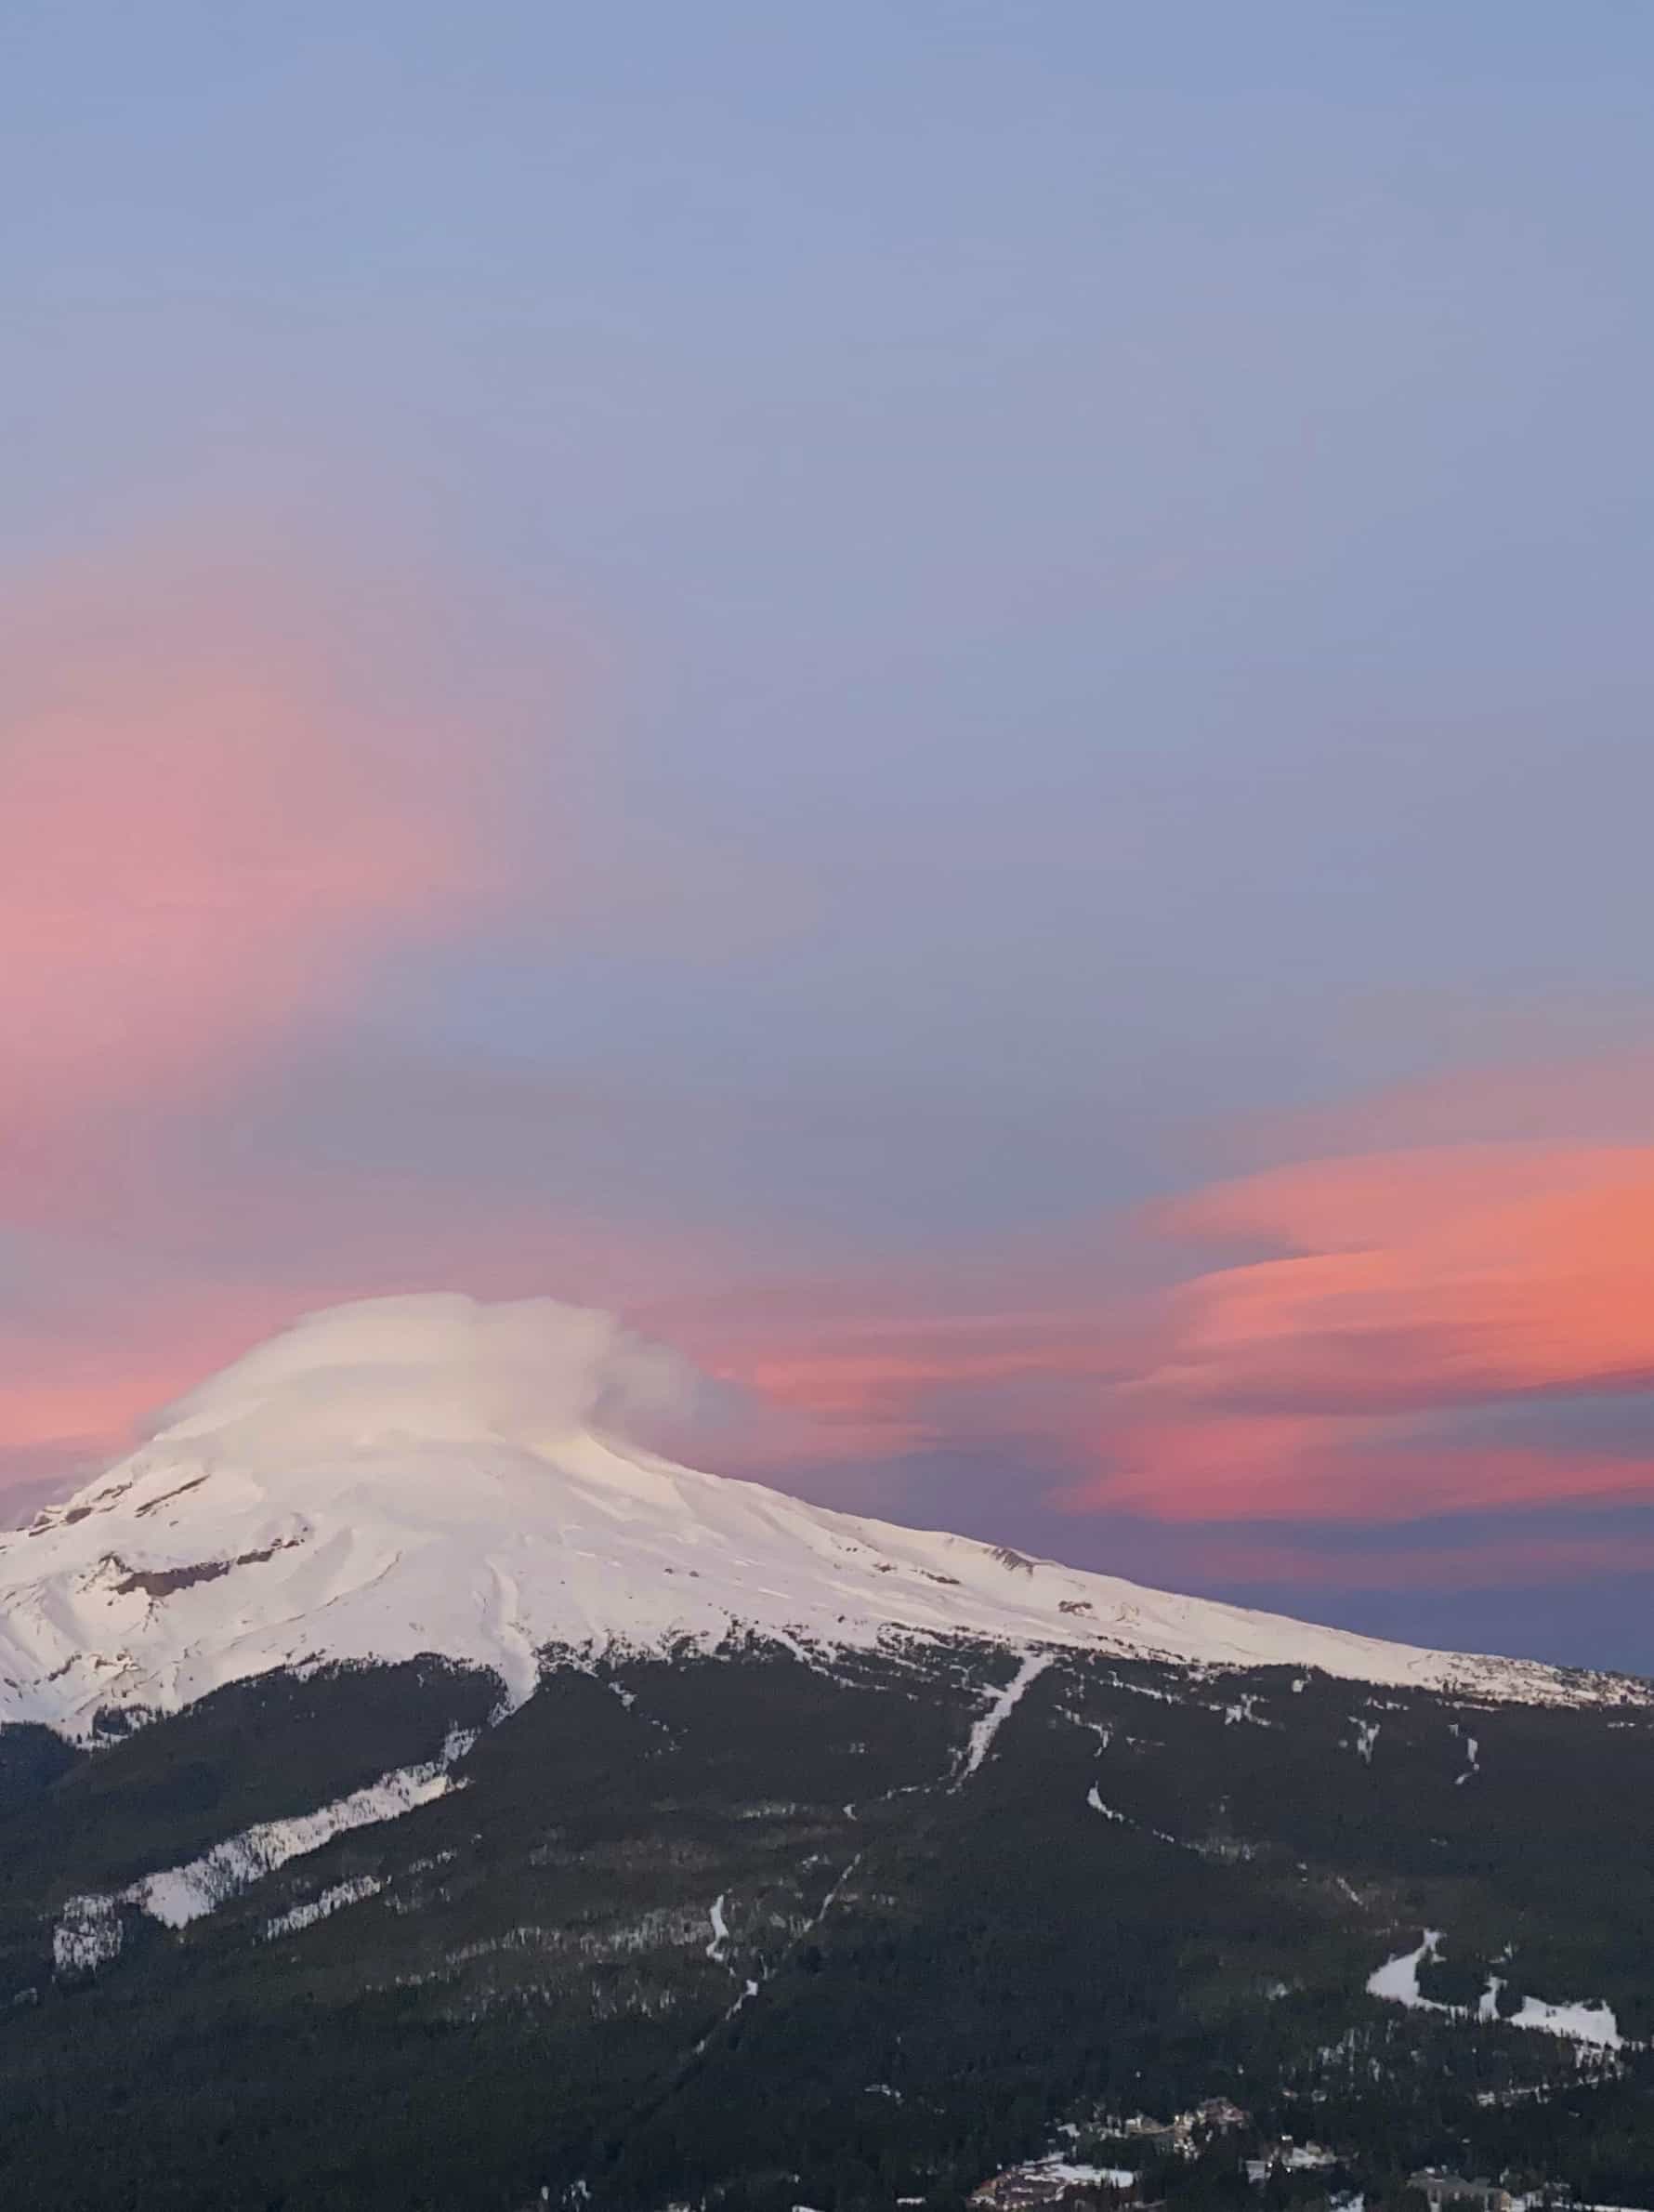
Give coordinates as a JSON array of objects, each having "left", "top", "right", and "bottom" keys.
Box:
[{"left": 145, "top": 1293, "right": 709, "bottom": 1468}]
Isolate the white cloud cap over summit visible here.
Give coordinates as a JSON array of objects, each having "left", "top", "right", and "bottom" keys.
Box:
[{"left": 147, "top": 1293, "right": 712, "bottom": 1469}]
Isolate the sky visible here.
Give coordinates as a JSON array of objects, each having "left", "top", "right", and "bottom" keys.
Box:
[{"left": 5, "top": 4, "right": 1654, "bottom": 1670}]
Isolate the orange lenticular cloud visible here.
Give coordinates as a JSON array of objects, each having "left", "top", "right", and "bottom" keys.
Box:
[
  {"left": 1057, "top": 1139, "right": 1654, "bottom": 1522},
  {"left": 1154, "top": 1145, "right": 1654, "bottom": 1411}
]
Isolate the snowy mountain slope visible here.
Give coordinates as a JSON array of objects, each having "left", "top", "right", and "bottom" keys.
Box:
[{"left": 0, "top": 1295, "right": 1637, "bottom": 1736}]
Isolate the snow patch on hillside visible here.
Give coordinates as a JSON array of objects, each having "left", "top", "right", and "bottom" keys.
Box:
[
  {"left": 1367, "top": 1932, "right": 1623, "bottom": 2049},
  {"left": 1477, "top": 1982, "right": 1622, "bottom": 2049},
  {"left": 1367, "top": 1929, "right": 1444, "bottom": 2007},
  {"left": 264, "top": 1874, "right": 385, "bottom": 1942},
  {"left": 706, "top": 1893, "right": 730, "bottom": 1963},
  {"left": 50, "top": 1729, "right": 473, "bottom": 1970},
  {"left": 53, "top": 1893, "right": 125, "bottom": 1975},
  {"left": 956, "top": 1652, "right": 1053, "bottom": 1783},
  {"left": 135, "top": 1736, "right": 472, "bottom": 1928},
  {"left": 1086, "top": 1784, "right": 1128, "bottom": 1823}
]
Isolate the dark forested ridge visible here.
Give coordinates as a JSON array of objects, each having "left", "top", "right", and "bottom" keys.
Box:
[{"left": 3, "top": 1639, "right": 1653, "bottom": 2212}]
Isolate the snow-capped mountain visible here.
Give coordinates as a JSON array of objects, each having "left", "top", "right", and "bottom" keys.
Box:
[
  {"left": 0, "top": 1294, "right": 1632, "bottom": 1735},
  {"left": 8, "top": 1297, "right": 1654, "bottom": 2212}
]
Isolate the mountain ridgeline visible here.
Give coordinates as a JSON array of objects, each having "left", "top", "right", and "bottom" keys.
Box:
[{"left": 1, "top": 1298, "right": 1651, "bottom": 2210}]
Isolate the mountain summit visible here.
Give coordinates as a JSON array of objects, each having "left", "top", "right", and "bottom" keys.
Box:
[{"left": 0, "top": 1295, "right": 1623, "bottom": 1733}]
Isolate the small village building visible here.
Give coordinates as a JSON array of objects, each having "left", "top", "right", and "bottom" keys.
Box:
[
  {"left": 1409, "top": 2172, "right": 1514, "bottom": 2212},
  {"left": 1191, "top": 2100, "right": 1251, "bottom": 2135},
  {"left": 969, "top": 2158, "right": 1139, "bottom": 2212},
  {"left": 1247, "top": 2143, "right": 1337, "bottom": 2183},
  {"left": 1120, "top": 2116, "right": 1187, "bottom": 2156}
]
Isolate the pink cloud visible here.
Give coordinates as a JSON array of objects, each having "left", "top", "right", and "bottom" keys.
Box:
[
  {"left": 1, "top": 545, "right": 481, "bottom": 1139},
  {"left": 1043, "top": 1137, "right": 1654, "bottom": 1523}
]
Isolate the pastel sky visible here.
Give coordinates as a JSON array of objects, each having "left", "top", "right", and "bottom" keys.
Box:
[{"left": 7, "top": 6, "right": 1654, "bottom": 1669}]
